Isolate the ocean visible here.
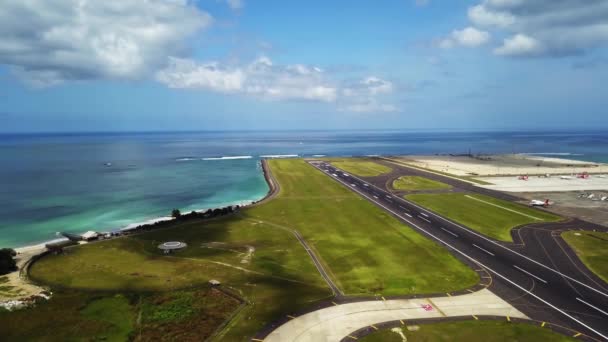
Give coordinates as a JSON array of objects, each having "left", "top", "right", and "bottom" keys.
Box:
[{"left": 1, "top": 130, "right": 607, "bottom": 248}]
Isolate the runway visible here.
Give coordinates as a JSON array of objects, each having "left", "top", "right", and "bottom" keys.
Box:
[{"left": 308, "top": 160, "right": 608, "bottom": 341}]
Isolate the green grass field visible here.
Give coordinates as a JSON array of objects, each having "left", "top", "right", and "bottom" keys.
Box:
[
  {"left": 0, "top": 288, "right": 240, "bottom": 342},
  {"left": 23, "top": 158, "right": 479, "bottom": 340},
  {"left": 406, "top": 193, "right": 561, "bottom": 242},
  {"left": 326, "top": 158, "right": 392, "bottom": 177},
  {"left": 392, "top": 176, "right": 452, "bottom": 191},
  {"left": 562, "top": 231, "right": 608, "bottom": 283},
  {"left": 30, "top": 216, "right": 331, "bottom": 340},
  {"left": 246, "top": 159, "right": 478, "bottom": 295},
  {"left": 358, "top": 321, "right": 574, "bottom": 342}
]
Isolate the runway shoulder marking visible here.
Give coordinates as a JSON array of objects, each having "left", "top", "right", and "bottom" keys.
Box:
[
  {"left": 464, "top": 195, "right": 543, "bottom": 221},
  {"left": 472, "top": 244, "right": 495, "bottom": 256},
  {"left": 513, "top": 265, "right": 548, "bottom": 284},
  {"left": 440, "top": 227, "right": 459, "bottom": 237},
  {"left": 576, "top": 297, "right": 608, "bottom": 316}
]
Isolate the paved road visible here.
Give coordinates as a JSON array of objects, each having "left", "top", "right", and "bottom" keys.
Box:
[
  {"left": 264, "top": 289, "right": 526, "bottom": 342},
  {"left": 309, "top": 160, "right": 608, "bottom": 341}
]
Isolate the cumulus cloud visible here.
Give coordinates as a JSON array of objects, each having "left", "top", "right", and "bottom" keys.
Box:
[
  {"left": 0, "top": 0, "right": 211, "bottom": 86},
  {"left": 157, "top": 56, "right": 337, "bottom": 102},
  {"left": 467, "top": 0, "right": 608, "bottom": 57},
  {"left": 439, "top": 27, "right": 491, "bottom": 49},
  {"left": 158, "top": 58, "right": 397, "bottom": 111},
  {"left": 494, "top": 34, "right": 543, "bottom": 56},
  {"left": 340, "top": 77, "right": 397, "bottom": 113}
]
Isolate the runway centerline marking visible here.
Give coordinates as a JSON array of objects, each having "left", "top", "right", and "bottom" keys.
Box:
[
  {"left": 420, "top": 212, "right": 429, "bottom": 217},
  {"left": 405, "top": 213, "right": 413, "bottom": 218},
  {"left": 418, "top": 216, "right": 431, "bottom": 223},
  {"left": 441, "top": 227, "right": 459, "bottom": 237},
  {"left": 513, "top": 265, "right": 548, "bottom": 284},
  {"left": 464, "top": 195, "right": 543, "bottom": 221},
  {"left": 472, "top": 244, "right": 495, "bottom": 256},
  {"left": 576, "top": 297, "right": 608, "bottom": 316}
]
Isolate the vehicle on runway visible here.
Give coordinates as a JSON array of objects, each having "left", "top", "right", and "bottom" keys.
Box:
[{"left": 560, "top": 175, "right": 574, "bottom": 180}]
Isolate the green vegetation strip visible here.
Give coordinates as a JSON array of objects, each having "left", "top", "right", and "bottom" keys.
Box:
[
  {"left": 562, "top": 231, "right": 608, "bottom": 283},
  {"left": 392, "top": 176, "right": 452, "bottom": 191},
  {"left": 358, "top": 321, "right": 574, "bottom": 342},
  {"left": 406, "top": 193, "right": 561, "bottom": 242},
  {"left": 325, "top": 158, "right": 392, "bottom": 177}
]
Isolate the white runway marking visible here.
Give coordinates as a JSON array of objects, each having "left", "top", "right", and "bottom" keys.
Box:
[
  {"left": 473, "top": 244, "right": 495, "bottom": 256},
  {"left": 464, "top": 195, "right": 543, "bottom": 221},
  {"left": 441, "top": 227, "right": 459, "bottom": 237},
  {"left": 513, "top": 265, "right": 548, "bottom": 284},
  {"left": 420, "top": 212, "right": 429, "bottom": 217},
  {"left": 576, "top": 297, "right": 608, "bottom": 316},
  {"left": 405, "top": 213, "right": 413, "bottom": 218},
  {"left": 418, "top": 216, "right": 431, "bottom": 223}
]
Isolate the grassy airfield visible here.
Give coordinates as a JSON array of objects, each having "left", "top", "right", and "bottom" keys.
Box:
[
  {"left": 392, "top": 176, "right": 452, "bottom": 191},
  {"left": 406, "top": 193, "right": 562, "bottom": 242},
  {"left": 5, "top": 159, "right": 483, "bottom": 340},
  {"left": 325, "top": 158, "right": 392, "bottom": 176},
  {"left": 562, "top": 231, "right": 608, "bottom": 283}
]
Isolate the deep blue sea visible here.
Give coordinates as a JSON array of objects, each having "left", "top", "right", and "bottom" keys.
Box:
[{"left": 1, "top": 130, "right": 607, "bottom": 248}]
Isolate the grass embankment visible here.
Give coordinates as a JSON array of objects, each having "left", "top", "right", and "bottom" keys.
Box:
[
  {"left": 25, "top": 159, "right": 478, "bottom": 340},
  {"left": 392, "top": 176, "right": 452, "bottom": 191},
  {"left": 358, "top": 321, "right": 574, "bottom": 342},
  {"left": 0, "top": 288, "right": 239, "bottom": 341},
  {"left": 406, "top": 193, "right": 561, "bottom": 242},
  {"left": 562, "top": 231, "right": 608, "bottom": 283},
  {"left": 326, "top": 158, "right": 392, "bottom": 177}
]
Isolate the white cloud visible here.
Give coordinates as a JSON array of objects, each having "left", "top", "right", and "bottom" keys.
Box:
[
  {"left": 439, "top": 27, "right": 491, "bottom": 49},
  {"left": 494, "top": 34, "right": 543, "bottom": 56},
  {"left": 340, "top": 76, "right": 397, "bottom": 113},
  {"left": 157, "top": 56, "right": 337, "bottom": 102},
  {"left": 0, "top": 0, "right": 211, "bottom": 86},
  {"left": 225, "top": 0, "right": 243, "bottom": 10},
  {"left": 158, "top": 58, "right": 397, "bottom": 111},
  {"left": 465, "top": 0, "right": 608, "bottom": 57},
  {"left": 468, "top": 4, "right": 515, "bottom": 28}
]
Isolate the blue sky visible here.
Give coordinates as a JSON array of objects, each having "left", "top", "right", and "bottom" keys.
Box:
[{"left": 1, "top": 0, "right": 607, "bottom": 132}]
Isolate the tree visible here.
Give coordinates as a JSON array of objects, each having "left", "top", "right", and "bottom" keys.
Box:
[
  {"left": 0, "top": 248, "right": 17, "bottom": 275},
  {"left": 171, "top": 208, "right": 181, "bottom": 218}
]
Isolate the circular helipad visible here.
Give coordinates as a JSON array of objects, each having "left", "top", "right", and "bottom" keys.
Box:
[{"left": 158, "top": 241, "right": 187, "bottom": 251}]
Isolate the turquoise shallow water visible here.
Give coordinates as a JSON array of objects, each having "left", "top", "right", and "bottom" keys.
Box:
[{"left": 1, "top": 130, "right": 607, "bottom": 247}]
